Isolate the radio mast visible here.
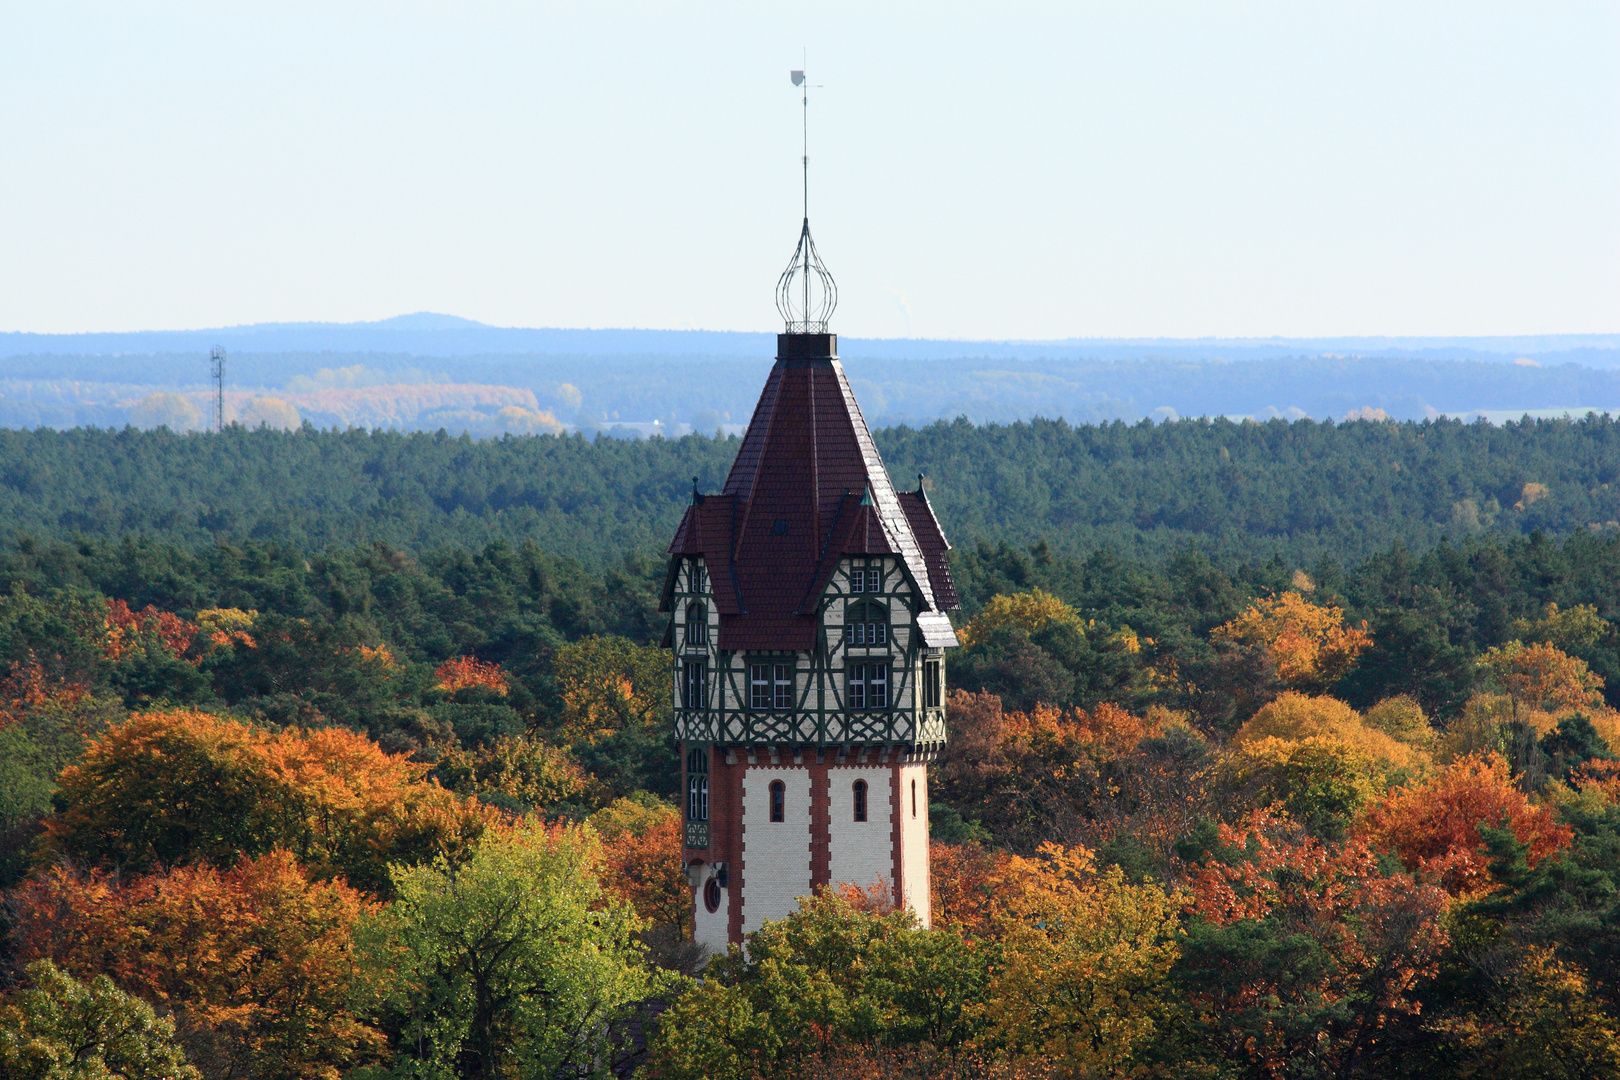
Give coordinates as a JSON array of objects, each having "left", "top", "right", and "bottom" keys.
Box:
[{"left": 210, "top": 346, "right": 226, "bottom": 432}]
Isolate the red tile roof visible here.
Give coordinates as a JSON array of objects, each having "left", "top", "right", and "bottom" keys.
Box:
[{"left": 665, "top": 333, "right": 958, "bottom": 651}]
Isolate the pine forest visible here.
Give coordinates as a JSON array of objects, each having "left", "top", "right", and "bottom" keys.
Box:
[{"left": 4, "top": 416, "right": 1620, "bottom": 1078}]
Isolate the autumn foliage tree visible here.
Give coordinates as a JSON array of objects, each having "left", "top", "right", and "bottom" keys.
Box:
[
  {"left": 956, "top": 589, "right": 1084, "bottom": 649},
  {"left": 41, "top": 709, "right": 493, "bottom": 895},
  {"left": 1178, "top": 811, "right": 1452, "bottom": 1078},
  {"left": 9, "top": 852, "right": 382, "bottom": 1080},
  {"left": 551, "top": 635, "right": 670, "bottom": 745},
  {"left": 1477, "top": 639, "right": 1606, "bottom": 717},
  {"left": 588, "top": 795, "right": 693, "bottom": 941},
  {"left": 433, "top": 656, "right": 507, "bottom": 695},
  {"left": 982, "top": 843, "right": 1184, "bottom": 1076},
  {"left": 1211, "top": 592, "right": 1372, "bottom": 693},
  {"left": 1359, "top": 753, "right": 1574, "bottom": 895}
]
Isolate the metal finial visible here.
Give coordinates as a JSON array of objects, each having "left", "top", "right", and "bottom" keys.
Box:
[{"left": 776, "top": 59, "right": 836, "bottom": 334}]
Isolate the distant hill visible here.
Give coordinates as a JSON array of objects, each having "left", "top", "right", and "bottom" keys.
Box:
[
  {"left": 2, "top": 316, "right": 1617, "bottom": 435},
  {"left": 1, "top": 315, "right": 1614, "bottom": 364}
]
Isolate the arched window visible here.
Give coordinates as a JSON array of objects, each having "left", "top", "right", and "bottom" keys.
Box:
[
  {"left": 853, "top": 779, "right": 868, "bottom": 822},
  {"left": 769, "top": 780, "right": 785, "bottom": 822},
  {"left": 684, "top": 602, "right": 708, "bottom": 647},
  {"left": 844, "top": 601, "right": 888, "bottom": 647}
]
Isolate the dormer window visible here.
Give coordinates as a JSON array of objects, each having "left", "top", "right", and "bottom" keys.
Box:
[
  {"left": 684, "top": 602, "right": 708, "bottom": 647},
  {"left": 845, "top": 600, "right": 888, "bottom": 647},
  {"left": 690, "top": 560, "right": 707, "bottom": 594},
  {"left": 849, "top": 565, "right": 881, "bottom": 593}
]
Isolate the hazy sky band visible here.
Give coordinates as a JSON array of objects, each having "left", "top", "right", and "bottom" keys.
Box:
[{"left": 1, "top": 2, "right": 1615, "bottom": 338}]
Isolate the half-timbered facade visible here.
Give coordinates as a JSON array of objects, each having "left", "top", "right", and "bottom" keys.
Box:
[{"left": 660, "top": 330, "right": 960, "bottom": 953}]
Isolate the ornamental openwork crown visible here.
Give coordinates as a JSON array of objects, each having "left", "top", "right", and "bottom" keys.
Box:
[{"left": 775, "top": 217, "right": 837, "bottom": 334}]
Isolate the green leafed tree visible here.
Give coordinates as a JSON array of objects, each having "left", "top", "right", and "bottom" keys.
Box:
[
  {"left": 0, "top": 960, "right": 198, "bottom": 1080},
  {"left": 361, "top": 820, "right": 670, "bottom": 1080}
]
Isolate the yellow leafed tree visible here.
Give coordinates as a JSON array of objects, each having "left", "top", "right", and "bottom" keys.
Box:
[
  {"left": 957, "top": 589, "right": 1084, "bottom": 648},
  {"left": 982, "top": 842, "right": 1184, "bottom": 1075}
]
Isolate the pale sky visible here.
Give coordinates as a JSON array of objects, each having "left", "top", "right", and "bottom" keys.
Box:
[{"left": 2, "top": 2, "right": 1616, "bottom": 340}]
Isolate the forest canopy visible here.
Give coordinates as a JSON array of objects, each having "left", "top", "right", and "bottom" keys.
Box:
[
  {"left": 3, "top": 413, "right": 1620, "bottom": 566},
  {"left": 4, "top": 416, "right": 1620, "bottom": 1077}
]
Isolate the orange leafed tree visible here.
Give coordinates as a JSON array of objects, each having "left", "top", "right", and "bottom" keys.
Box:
[
  {"left": 1359, "top": 753, "right": 1574, "bottom": 895},
  {"left": 930, "top": 839, "right": 1018, "bottom": 939},
  {"left": 0, "top": 654, "right": 92, "bottom": 736},
  {"left": 1477, "top": 640, "right": 1605, "bottom": 716},
  {"left": 587, "top": 797, "right": 693, "bottom": 936},
  {"left": 1187, "top": 811, "right": 1452, "bottom": 1073},
  {"left": 9, "top": 850, "right": 384, "bottom": 1080},
  {"left": 42, "top": 710, "right": 494, "bottom": 896},
  {"left": 1212, "top": 592, "right": 1372, "bottom": 691},
  {"left": 103, "top": 599, "right": 198, "bottom": 662},
  {"left": 434, "top": 655, "right": 507, "bottom": 695}
]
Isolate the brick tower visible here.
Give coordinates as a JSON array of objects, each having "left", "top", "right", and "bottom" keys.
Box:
[{"left": 661, "top": 197, "right": 960, "bottom": 954}]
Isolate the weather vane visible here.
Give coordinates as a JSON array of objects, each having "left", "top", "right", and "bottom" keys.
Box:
[{"left": 776, "top": 56, "right": 837, "bottom": 334}]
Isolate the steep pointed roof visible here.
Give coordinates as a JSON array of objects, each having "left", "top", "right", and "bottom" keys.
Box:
[{"left": 666, "top": 333, "right": 958, "bottom": 651}]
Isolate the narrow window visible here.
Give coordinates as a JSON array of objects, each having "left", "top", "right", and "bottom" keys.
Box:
[
  {"left": 687, "top": 774, "right": 709, "bottom": 822},
  {"left": 853, "top": 779, "right": 868, "bottom": 822},
  {"left": 683, "top": 748, "right": 709, "bottom": 822},
  {"left": 869, "top": 665, "right": 888, "bottom": 709},
  {"left": 769, "top": 779, "right": 785, "bottom": 822},
  {"left": 682, "top": 660, "right": 707, "bottom": 709},
  {"left": 872, "top": 621, "right": 887, "bottom": 645},
  {"left": 866, "top": 568, "right": 882, "bottom": 593},
  {"left": 848, "top": 664, "right": 866, "bottom": 710},
  {"left": 773, "top": 663, "right": 794, "bottom": 710},
  {"left": 750, "top": 663, "right": 771, "bottom": 710},
  {"left": 850, "top": 567, "right": 864, "bottom": 593},
  {"left": 690, "top": 560, "right": 707, "bottom": 594},
  {"left": 912, "top": 779, "right": 918, "bottom": 818},
  {"left": 923, "top": 658, "right": 942, "bottom": 709},
  {"left": 684, "top": 602, "right": 708, "bottom": 646}
]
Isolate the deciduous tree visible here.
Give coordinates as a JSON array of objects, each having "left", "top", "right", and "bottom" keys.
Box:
[
  {"left": 9, "top": 853, "right": 381, "bottom": 1080},
  {"left": 41, "top": 710, "right": 492, "bottom": 895},
  {"left": 1359, "top": 753, "right": 1572, "bottom": 896},
  {"left": 982, "top": 843, "right": 1183, "bottom": 1077},
  {"left": 364, "top": 820, "right": 667, "bottom": 1080},
  {"left": 1179, "top": 811, "right": 1452, "bottom": 1078},
  {"left": 1211, "top": 592, "right": 1372, "bottom": 692},
  {"left": 0, "top": 960, "right": 198, "bottom": 1080}
]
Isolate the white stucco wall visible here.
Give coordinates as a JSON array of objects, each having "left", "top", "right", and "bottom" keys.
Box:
[
  {"left": 897, "top": 761, "right": 931, "bottom": 927},
  {"left": 692, "top": 865, "right": 731, "bottom": 959},
  {"left": 827, "top": 766, "right": 894, "bottom": 898},
  {"left": 741, "top": 767, "right": 812, "bottom": 936}
]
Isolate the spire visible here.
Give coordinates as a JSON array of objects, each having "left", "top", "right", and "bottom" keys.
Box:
[{"left": 776, "top": 63, "right": 837, "bottom": 334}]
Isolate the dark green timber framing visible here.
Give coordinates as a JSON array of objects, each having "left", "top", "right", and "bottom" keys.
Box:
[{"left": 667, "top": 554, "right": 948, "bottom": 755}]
